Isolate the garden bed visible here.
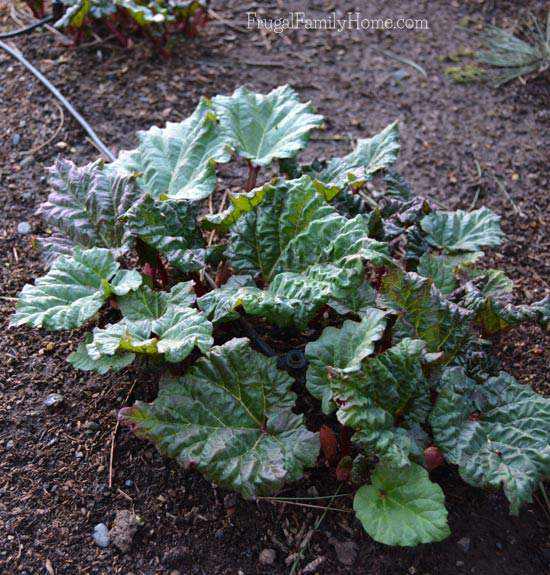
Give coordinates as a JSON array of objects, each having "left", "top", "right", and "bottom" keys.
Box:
[{"left": 1, "top": 1, "right": 548, "bottom": 574}]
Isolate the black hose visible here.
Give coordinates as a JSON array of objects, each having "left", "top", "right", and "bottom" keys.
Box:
[
  {"left": 0, "top": 40, "right": 115, "bottom": 161},
  {"left": 0, "top": 15, "right": 53, "bottom": 39}
]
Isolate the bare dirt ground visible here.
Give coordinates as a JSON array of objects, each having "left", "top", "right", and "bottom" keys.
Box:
[{"left": 1, "top": 1, "right": 548, "bottom": 573}]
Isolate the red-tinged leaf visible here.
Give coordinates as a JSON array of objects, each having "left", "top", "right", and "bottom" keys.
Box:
[
  {"left": 424, "top": 446, "right": 445, "bottom": 471},
  {"left": 320, "top": 425, "right": 338, "bottom": 466}
]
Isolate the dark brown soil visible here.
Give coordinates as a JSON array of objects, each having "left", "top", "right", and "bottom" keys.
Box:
[{"left": 1, "top": 1, "right": 549, "bottom": 574}]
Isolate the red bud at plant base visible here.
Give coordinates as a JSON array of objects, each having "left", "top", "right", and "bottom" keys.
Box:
[
  {"left": 143, "top": 262, "right": 155, "bottom": 279},
  {"left": 320, "top": 425, "right": 338, "bottom": 466},
  {"left": 424, "top": 446, "right": 444, "bottom": 471},
  {"left": 336, "top": 456, "right": 352, "bottom": 482}
]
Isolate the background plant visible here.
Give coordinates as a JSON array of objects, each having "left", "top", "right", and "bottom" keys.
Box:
[{"left": 11, "top": 85, "right": 550, "bottom": 547}]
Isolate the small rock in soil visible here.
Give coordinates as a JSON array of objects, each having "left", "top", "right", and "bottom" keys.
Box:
[
  {"left": 43, "top": 393, "right": 64, "bottom": 409},
  {"left": 109, "top": 510, "right": 141, "bottom": 553},
  {"left": 457, "top": 537, "right": 471, "bottom": 552},
  {"left": 302, "top": 556, "right": 325, "bottom": 573},
  {"left": 12, "top": 133, "right": 21, "bottom": 146},
  {"left": 93, "top": 523, "right": 110, "bottom": 548},
  {"left": 6, "top": 440, "right": 14, "bottom": 449},
  {"left": 329, "top": 538, "right": 358, "bottom": 566},
  {"left": 17, "top": 222, "right": 31, "bottom": 235},
  {"left": 259, "top": 548, "right": 276, "bottom": 566}
]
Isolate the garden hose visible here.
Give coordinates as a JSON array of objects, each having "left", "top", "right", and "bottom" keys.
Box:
[
  {"left": 0, "top": 40, "right": 115, "bottom": 161},
  {"left": 0, "top": 1, "right": 63, "bottom": 39}
]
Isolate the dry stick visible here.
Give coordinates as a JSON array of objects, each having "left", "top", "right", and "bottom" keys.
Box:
[
  {"left": 27, "top": 100, "right": 65, "bottom": 155},
  {"left": 207, "top": 190, "right": 228, "bottom": 247},
  {"left": 289, "top": 484, "right": 345, "bottom": 575},
  {"left": 108, "top": 379, "right": 138, "bottom": 488},
  {"left": 259, "top": 499, "right": 351, "bottom": 513},
  {"left": 494, "top": 177, "right": 524, "bottom": 217},
  {"left": 207, "top": 8, "right": 247, "bottom": 34}
]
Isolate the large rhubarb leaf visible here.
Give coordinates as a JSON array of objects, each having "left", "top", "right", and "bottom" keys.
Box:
[
  {"left": 37, "top": 159, "right": 140, "bottom": 263},
  {"left": 10, "top": 248, "right": 140, "bottom": 331},
  {"left": 123, "top": 338, "right": 319, "bottom": 497},
  {"left": 80, "top": 305, "right": 212, "bottom": 368},
  {"left": 212, "top": 85, "right": 322, "bottom": 167},
  {"left": 331, "top": 338, "right": 430, "bottom": 467},
  {"left": 381, "top": 269, "right": 472, "bottom": 361},
  {"left": 113, "top": 98, "right": 231, "bottom": 201},
  {"left": 420, "top": 207, "right": 504, "bottom": 253},
  {"left": 416, "top": 252, "right": 483, "bottom": 295},
  {"left": 431, "top": 369, "right": 550, "bottom": 514},
  {"left": 313, "top": 121, "right": 400, "bottom": 196},
  {"left": 221, "top": 176, "right": 390, "bottom": 327},
  {"left": 122, "top": 194, "right": 207, "bottom": 271},
  {"left": 354, "top": 462, "right": 450, "bottom": 546},
  {"left": 305, "top": 309, "right": 387, "bottom": 413}
]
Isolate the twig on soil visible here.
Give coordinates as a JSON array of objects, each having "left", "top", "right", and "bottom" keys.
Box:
[
  {"left": 493, "top": 177, "right": 525, "bottom": 218},
  {"left": 242, "top": 60, "right": 285, "bottom": 67},
  {"left": 258, "top": 499, "right": 351, "bottom": 513},
  {"left": 27, "top": 100, "right": 65, "bottom": 155},
  {"left": 108, "top": 379, "right": 138, "bottom": 488},
  {"left": 257, "top": 493, "right": 353, "bottom": 501},
  {"left": 288, "top": 484, "right": 345, "bottom": 575},
  {"left": 207, "top": 8, "right": 247, "bottom": 34},
  {"left": 373, "top": 47, "right": 428, "bottom": 77},
  {"left": 0, "top": 295, "right": 18, "bottom": 301}
]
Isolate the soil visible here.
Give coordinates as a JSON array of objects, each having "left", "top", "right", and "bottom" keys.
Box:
[{"left": 1, "top": 1, "right": 549, "bottom": 574}]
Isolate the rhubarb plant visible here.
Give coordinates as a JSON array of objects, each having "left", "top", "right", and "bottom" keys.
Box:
[{"left": 11, "top": 86, "right": 550, "bottom": 548}]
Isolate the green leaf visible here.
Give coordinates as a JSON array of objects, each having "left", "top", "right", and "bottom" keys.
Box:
[
  {"left": 110, "top": 270, "right": 143, "bottom": 296},
  {"left": 10, "top": 248, "right": 120, "bottom": 331},
  {"left": 224, "top": 176, "right": 391, "bottom": 327},
  {"left": 305, "top": 309, "right": 387, "bottom": 414},
  {"left": 37, "top": 159, "right": 140, "bottom": 263},
  {"left": 212, "top": 85, "right": 323, "bottom": 167},
  {"left": 122, "top": 195, "right": 206, "bottom": 271},
  {"left": 313, "top": 121, "right": 399, "bottom": 196},
  {"left": 331, "top": 338, "right": 430, "bottom": 467},
  {"left": 68, "top": 333, "right": 135, "bottom": 374},
  {"left": 117, "top": 281, "right": 196, "bottom": 332},
  {"left": 420, "top": 207, "right": 504, "bottom": 253},
  {"left": 124, "top": 338, "right": 319, "bottom": 498},
  {"left": 381, "top": 269, "right": 472, "bottom": 361},
  {"left": 197, "top": 275, "right": 256, "bottom": 323},
  {"left": 113, "top": 98, "right": 231, "bottom": 201},
  {"left": 201, "top": 183, "right": 271, "bottom": 232},
  {"left": 354, "top": 462, "right": 450, "bottom": 546},
  {"left": 431, "top": 369, "right": 550, "bottom": 514}
]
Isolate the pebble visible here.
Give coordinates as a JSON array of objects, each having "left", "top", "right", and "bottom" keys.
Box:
[
  {"left": 124, "top": 479, "right": 134, "bottom": 487},
  {"left": 6, "top": 440, "right": 14, "bottom": 449},
  {"left": 17, "top": 222, "right": 31, "bottom": 235},
  {"left": 329, "top": 538, "right": 358, "bottom": 566},
  {"left": 302, "top": 556, "right": 325, "bottom": 573},
  {"left": 44, "top": 393, "right": 64, "bottom": 409},
  {"left": 109, "top": 510, "right": 141, "bottom": 553},
  {"left": 457, "top": 537, "right": 470, "bottom": 553},
  {"left": 92, "top": 523, "right": 110, "bottom": 548},
  {"left": 259, "top": 548, "right": 276, "bottom": 566},
  {"left": 12, "top": 133, "right": 21, "bottom": 146}
]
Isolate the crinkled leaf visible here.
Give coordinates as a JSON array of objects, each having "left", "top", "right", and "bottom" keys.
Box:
[
  {"left": 113, "top": 98, "right": 231, "bottom": 201},
  {"left": 305, "top": 309, "right": 387, "bottom": 414},
  {"left": 10, "top": 248, "right": 121, "bottom": 330},
  {"left": 122, "top": 194, "right": 206, "bottom": 271},
  {"left": 327, "top": 281, "right": 377, "bottom": 317},
  {"left": 124, "top": 338, "right": 319, "bottom": 497},
  {"left": 68, "top": 333, "right": 135, "bottom": 374},
  {"left": 381, "top": 269, "right": 472, "bottom": 361},
  {"left": 110, "top": 270, "right": 143, "bottom": 296},
  {"left": 416, "top": 252, "right": 483, "bottom": 295},
  {"left": 212, "top": 85, "right": 322, "bottom": 167},
  {"left": 431, "top": 369, "right": 550, "bottom": 514},
  {"left": 117, "top": 282, "right": 195, "bottom": 332},
  {"left": 331, "top": 338, "right": 430, "bottom": 467},
  {"left": 37, "top": 159, "right": 140, "bottom": 263},
  {"left": 421, "top": 207, "right": 504, "bottom": 253},
  {"left": 354, "top": 462, "right": 450, "bottom": 546},
  {"left": 197, "top": 275, "right": 256, "bottom": 323},
  {"left": 313, "top": 121, "right": 399, "bottom": 196}
]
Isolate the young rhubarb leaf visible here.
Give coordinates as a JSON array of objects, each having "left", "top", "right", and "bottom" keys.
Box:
[
  {"left": 10, "top": 248, "right": 139, "bottom": 331},
  {"left": 68, "top": 333, "right": 136, "bottom": 374},
  {"left": 431, "top": 369, "right": 550, "bottom": 514},
  {"left": 122, "top": 194, "right": 207, "bottom": 271},
  {"left": 313, "top": 121, "right": 400, "bottom": 196},
  {"left": 305, "top": 309, "right": 387, "bottom": 414},
  {"left": 354, "top": 462, "right": 450, "bottom": 546},
  {"left": 381, "top": 269, "right": 472, "bottom": 361},
  {"left": 123, "top": 338, "right": 319, "bottom": 498},
  {"left": 37, "top": 159, "right": 140, "bottom": 264},
  {"left": 212, "top": 85, "right": 323, "bottom": 167},
  {"left": 113, "top": 97, "right": 231, "bottom": 201},
  {"left": 420, "top": 207, "right": 504, "bottom": 253},
  {"left": 330, "top": 338, "right": 430, "bottom": 467}
]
